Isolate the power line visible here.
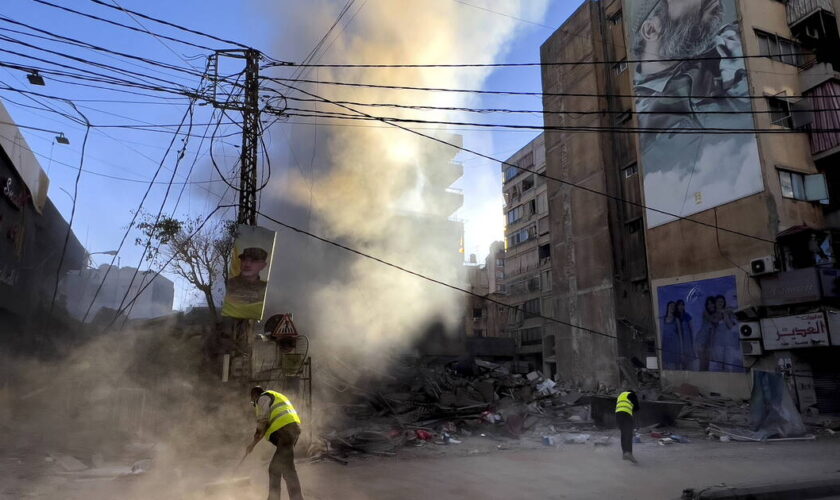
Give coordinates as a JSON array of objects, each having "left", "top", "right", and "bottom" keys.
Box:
[
  {"left": 253, "top": 208, "right": 759, "bottom": 375},
  {"left": 104, "top": 204, "right": 231, "bottom": 328},
  {"left": 104, "top": 0, "right": 203, "bottom": 71},
  {"left": 269, "top": 53, "right": 811, "bottom": 69},
  {"left": 283, "top": 95, "right": 835, "bottom": 116},
  {"left": 262, "top": 76, "right": 811, "bottom": 101},
  {"left": 31, "top": 0, "right": 217, "bottom": 52},
  {"left": 88, "top": 0, "right": 252, "bottom": 50},
  {"left": 50, "top": 102, "right": 90, "bottom": 312},
  {"left": 0, "top": 15, "right": 207, "bottom": 81},
  {"left": 276, "top": 81, "right": 778, "bottom": 246},
  {"left": 278, "top": 108, "right": 840, "bottom": 135},
  {"left": 450, "top": 0, "right": 554, "bottom": 30},
  {"left": 80, "top": 101, "right": 198, "bottom": 323}
]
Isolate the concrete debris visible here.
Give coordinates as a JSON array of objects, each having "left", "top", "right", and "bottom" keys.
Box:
[
  {"left": 48, "top": 453, "right": 88, "bottom": 472},
  {"left": 317, "top": 356, "right": 829, "bottom": 463},
  {"left": 563, "top": 433, "right": 591, "bottom": 444}
]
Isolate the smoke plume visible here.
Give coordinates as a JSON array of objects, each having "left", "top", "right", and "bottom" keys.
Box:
[{"left": 261, "top": 0, "right": 549, "bottom": 370}]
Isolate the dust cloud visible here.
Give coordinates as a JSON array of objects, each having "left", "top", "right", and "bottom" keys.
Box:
[{"left": 261, "top": 0, "right": 549, "bottom": 373}]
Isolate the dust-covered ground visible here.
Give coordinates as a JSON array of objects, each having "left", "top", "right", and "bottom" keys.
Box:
[{"left": 4, "top": 427, "right": 839, "bottom": 499}]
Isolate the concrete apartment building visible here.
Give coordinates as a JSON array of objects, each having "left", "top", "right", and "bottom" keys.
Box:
[
  {"left": 539, "top": 1, "right": 654, "bottom": 390},
  {"left": 61, "top": 264, "right": 174, "bottom": 322},
  {"left": 534, "top": 0, "right": 840, "bottom": 411},
  {"left": 500, "top": 134, "right": 558, "bottom": 376}
]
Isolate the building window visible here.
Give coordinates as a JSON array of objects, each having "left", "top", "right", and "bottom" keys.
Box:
[
  {"left": 506, "top": 225, "right": 536, "bottom": 248},
  {"left": 520, "top": 327, "right": 543, "bottom": 346},
  {"left": 518, "top": 152, "right": 534, "bottom": 171},
  {"left": 495, "top": 270, "right": 504, "bottom": 280},
  {"left": 523, "top": 298, "right": 541, "bottom": 318},
  {"left": 779, "top": 169, "right": 807, "bottom": 200},
  {"left": 627, "top": 218, "right": 643, "bottom": 234},
  {"left": 622, "top": 163, "right": 638, "bottom": 178},
  {"left": 768, "top": 97, "right": 793, "bottom": 128},
  {"left": 495, "top": 258, "right": 504, "bottom": 267},
  {"left": 472, "top": 307, "right": 484, "bottom": 319},
  {"left": 507, "top": 205, "right": 525, "bottom": 224},
  {"left": 504, "top": 166, "right": 521, "bottom": 182},
  {"left": 755, "top": 30, "right": 805, "bottom": 66},
  {"left": 474, "top": 329, "right": 485, "bottom": 338},
  {"left": 538, "top": 243, "right": 551, "bottom": 262},
  {"left": 521, "top": 175, "right": 535, "bottom": 192},
  {"left": 541, "top": 269, "right": 552, "bottom": 292},
  {"left": 608, "top": 10, "right": 623, "bottom": 25}
]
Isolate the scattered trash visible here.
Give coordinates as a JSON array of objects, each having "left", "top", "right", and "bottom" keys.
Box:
[
  {"left": 719, "top": 435, "right": 731, "bottom": 442},
  {"left": 542, "top": 435, "right": 556, "bottom": 446},
  {"left": 442, "top": 432, "right": 461, "bottom": 445},
  {"left": 658, "top": 438, "right": 675, "bottom": 445},
  {"left": 593, "top": 436, "right": 611, "bottom": 446},
  {"left": 563, "top": 433, "right": 591, "bottom": 444},
  {"left": 415, "top": 430, "right": 433, "bottom": 441},
  {"left": 650, "top": 432, "right": 664, "bottom": 438},
  {"left": 669, "top": 434, "right": 690, "bottom": 444},
  {"left": 633, "top": 433, "right": 641, "bottom": 444}
]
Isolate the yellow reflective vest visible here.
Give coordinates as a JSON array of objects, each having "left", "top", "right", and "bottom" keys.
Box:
[
  {"left": 615, "top": 391, "right": 634, "bottom": 416},
  {"left": 258, "top": 390, "right": 301, "bottom": 441}
]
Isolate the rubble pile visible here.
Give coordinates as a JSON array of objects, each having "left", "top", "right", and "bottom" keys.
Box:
[
  {"left": 315, "top": 358, "right": 625, "bottom": 461},
  {"left": 312, "top": 360, "right": 837, "bottom": 462}
]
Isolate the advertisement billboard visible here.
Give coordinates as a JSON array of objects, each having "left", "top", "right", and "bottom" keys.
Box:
[
  {"left": 221, "top": 224, "right": 276, "bottom": 320},
  {"left": 656, "top": 275, "right": 745, "bottom": 372},
  {"left": 625, "top": 0, "right": 763, "bottom": 227},
  {"left": 760, "top": 313, "right": 830, "bottom": 350}
]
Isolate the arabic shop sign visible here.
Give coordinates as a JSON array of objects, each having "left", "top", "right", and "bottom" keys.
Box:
[
  {"left": 760, "top": 312, "right": 830, "bottom": 350},
  {"left": 1, "top": 176, "right": 29, "bottom": 210}
]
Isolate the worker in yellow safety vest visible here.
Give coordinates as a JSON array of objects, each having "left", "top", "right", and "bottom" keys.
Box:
[
  {"left": 615, "top": 390, "right": 640, "bottom": 463},
  {"left": 246, "top": 386, "right": 304, "bottom": 500}
]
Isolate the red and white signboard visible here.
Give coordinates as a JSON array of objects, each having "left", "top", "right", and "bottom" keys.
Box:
[{"left": 760, "top": 313, "right": 830, "bottom": 350}]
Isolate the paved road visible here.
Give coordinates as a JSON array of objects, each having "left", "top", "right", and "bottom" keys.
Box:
[{"left": 8, "top": 436, "right": 840, "bottom": 499}]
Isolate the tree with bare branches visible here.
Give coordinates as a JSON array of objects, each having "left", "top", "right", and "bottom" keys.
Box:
[{"left": 135, "top": 211, "right": 235, "bottom": 321}]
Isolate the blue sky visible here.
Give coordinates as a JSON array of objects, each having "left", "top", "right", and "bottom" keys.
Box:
[{"left": 1, "top": 0, "right": 583, "bottom": 309}]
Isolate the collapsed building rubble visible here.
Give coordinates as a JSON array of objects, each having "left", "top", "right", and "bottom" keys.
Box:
[{"left": 312, "top": 358, "right": 837, "bottom": 463}]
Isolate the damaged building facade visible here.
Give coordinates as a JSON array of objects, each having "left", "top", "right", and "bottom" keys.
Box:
[
  {"left": 523, "top": 0, "right": 840, "bottom": 411},
  {"left": 0, "top": 100, "right": 86, "bottom": 354},
  {"left": 500, "top": 135, "right": 558, "bottom": 376}
]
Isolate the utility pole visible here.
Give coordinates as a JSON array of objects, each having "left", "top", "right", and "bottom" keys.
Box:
[
  {"left": 239, "top": 48, "right": 260, "bottom": 226},
  {"left": 209, "top": 48, "right": 263, "bottom": 382}
]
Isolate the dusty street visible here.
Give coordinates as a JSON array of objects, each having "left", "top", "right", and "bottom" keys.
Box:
[{"left": 7, "top": 434, "right": 839, "bottom": 500}]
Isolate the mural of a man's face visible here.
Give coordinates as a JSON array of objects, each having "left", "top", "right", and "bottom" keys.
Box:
[
  {"left": 645, "top": 0, "right": 725, "bottom": 59},
  {"left": 240, "top": 257, "right": 267, "bottom": 279}
]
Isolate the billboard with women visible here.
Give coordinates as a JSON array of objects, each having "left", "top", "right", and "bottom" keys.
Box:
[
  {"left": 625, "top": 0, "right": 763, "bottom": 227},
  {"left": 656, "top": 275, "right": 744, "bottom": 372}
]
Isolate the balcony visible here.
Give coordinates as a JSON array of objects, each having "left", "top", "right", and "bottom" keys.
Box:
[{"left": 787, "top": 0, "right": 834, "bottom": 28}]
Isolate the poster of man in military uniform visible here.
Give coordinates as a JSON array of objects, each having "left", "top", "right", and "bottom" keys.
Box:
[
  {"left": 222, "top": 225, "right": 276, "bottom": 320},
  {"left": 626, "top": 0, "right": 763, "bottom": 227}
]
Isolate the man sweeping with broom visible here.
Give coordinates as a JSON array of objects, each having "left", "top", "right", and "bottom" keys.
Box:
[{"left": 245, "top": 386, "right": 304, "bottom": 500}]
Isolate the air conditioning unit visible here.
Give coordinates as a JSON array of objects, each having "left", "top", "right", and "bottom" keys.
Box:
[
  {"left": 739, "top": 321, "right": 761, "bottom": 340},
  {"left": 741, "top": 339, "right": 763, "bottom": 356},
  {"left": 750, "top": 256, "right": 778, "bottom": 276}
]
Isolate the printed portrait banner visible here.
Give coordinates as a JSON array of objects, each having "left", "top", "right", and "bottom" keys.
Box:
[
  {"left": 624, "top": 0, "right": 764, "bottom": 227},
  {"left": 221, "top": 224, "right": 276, "bottom": 320},
  {"left": 656, "top": 275, "right": 745, "bottom": 372}
]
